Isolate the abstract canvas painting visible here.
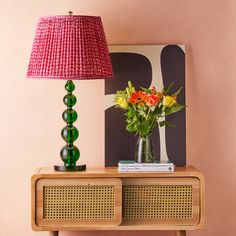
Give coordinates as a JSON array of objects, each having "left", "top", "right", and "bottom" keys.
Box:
[{"left": 105, "top": 45, "right": 186, "bottom": 167}]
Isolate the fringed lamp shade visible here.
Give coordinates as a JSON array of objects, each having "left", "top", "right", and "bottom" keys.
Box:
[
  {"left": 26, "top": 15, "right": 114, "bottom": 172},
  {"left": 27, "top": 15, "right": 114, "bottom": 80}
]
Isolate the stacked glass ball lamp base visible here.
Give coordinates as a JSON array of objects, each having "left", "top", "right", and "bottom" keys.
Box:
[{"left": 54, "top": 80, "right": 87, "bottom": 172}]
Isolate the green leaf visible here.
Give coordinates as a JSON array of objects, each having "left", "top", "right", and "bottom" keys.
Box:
[
  {"left": 126, "top": 115, "right": 140, "bottom": 132},
  {"left": 162, "top": 82, "right": 174, "bottom": 95},
  {"left": 172, "top": 87, "right": 183, "bottom": 97},
  {"left": 127, "top": 116, "right": 138, "bottom": 124},
  {"left": 165, "top": 104, "right": 185, "bottom": 115},
  {"left": 149, "top": 116, "right": 158, "bottom": 130},
  {"left": 159, "top": 121, "right": 176, "bottom": 127},
  {"left": 137, "top": 120, "right": 150, "bottom": 136},
  {"left": 137, "top": 109, "right": 145, "bottom": 117},
  {"left": 126, "top": 110, "right": 133, "bottom": 118},
  {"left": 126, "top": 124, "right": 136, "bottom": 132},
  {"left": 159, "top": 121, "right": 165, "bottom": 127},
  {"left": 141, "top": 87, "right": 152, "bottom": 94}
]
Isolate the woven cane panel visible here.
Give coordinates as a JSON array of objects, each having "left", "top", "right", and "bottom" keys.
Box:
[
  {"left": 123, "top": 185, "right": 192, "bottom": 219},
  {"left": 43, "top": 185, "right": 115, "bottom": 219}
]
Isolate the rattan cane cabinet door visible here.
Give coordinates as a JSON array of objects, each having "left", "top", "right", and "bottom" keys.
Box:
[
  {"left": 35, "top": 178, "right": 122, "bottom": 227},
  {"left": 122, "top": 177, "right": 200, "bottom": 226}
]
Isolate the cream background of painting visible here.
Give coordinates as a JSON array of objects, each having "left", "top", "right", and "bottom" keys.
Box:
[{"left": 0, "top": 0, "right": 236, "bottom": 236}]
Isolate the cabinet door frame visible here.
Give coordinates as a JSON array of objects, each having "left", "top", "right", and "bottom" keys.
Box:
[
  {"left": 35, "top": 178, "right": 122, "bottom": 228},
  {"left": 121, "top": 177, "right": 200, "bottom": 226}
]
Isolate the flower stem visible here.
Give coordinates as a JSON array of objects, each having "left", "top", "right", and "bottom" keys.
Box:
[{"left": 146, "top": 107, "right": 151, "bottom": 120}]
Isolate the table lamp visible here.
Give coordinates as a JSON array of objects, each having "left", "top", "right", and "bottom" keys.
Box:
[{"left": 27, "top": 12, "right": 114, "bottom": 171}]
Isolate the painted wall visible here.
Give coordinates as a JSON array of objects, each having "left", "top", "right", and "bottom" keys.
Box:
[{"left": 0, "top": 0, "right": 235, "bottom": 235}]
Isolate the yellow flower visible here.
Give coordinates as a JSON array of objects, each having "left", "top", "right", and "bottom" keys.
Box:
[
  {"left": 163, "top": 95, "right": 176, "bottom": 107},
  {"left": 117, "top": 97, "right": 128, "bottom": 109}
]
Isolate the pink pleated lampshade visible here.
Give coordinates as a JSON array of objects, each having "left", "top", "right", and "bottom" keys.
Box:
[{"left": 27, "top": 15, "right": 114, "bottom": 80}]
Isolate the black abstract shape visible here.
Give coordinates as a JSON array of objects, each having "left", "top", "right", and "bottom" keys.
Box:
[
  {"left": 161, "top": 45, "right": 186, "bottom": 166},
  {"left": 105, "top": 107, "right": 136, "bottom": 166},
  {"left": 105, "top": 52, "right": 160, "bottom": 167},
  {"left": 105, "top": 53, "right": 152, "bottom": 95}
]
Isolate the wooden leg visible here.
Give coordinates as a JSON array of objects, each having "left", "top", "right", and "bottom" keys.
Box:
[
  {"left": 49, "top": 231, "right": 59, "bottom": 236},
  {"left": 176, "top": 230, "right": 186, "bottom": 236}
]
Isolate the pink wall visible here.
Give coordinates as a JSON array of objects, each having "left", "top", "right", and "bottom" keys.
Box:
[{"left": 0, "top": 0, "right": 236, "bottom": 235}]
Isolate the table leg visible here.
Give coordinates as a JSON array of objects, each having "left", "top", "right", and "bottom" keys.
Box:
[
  {"left": 49, "top": 231, "right": 59, "bottom": 236},
  {"left": 176, "top": 230, "right": 186, "bottom": 236}
]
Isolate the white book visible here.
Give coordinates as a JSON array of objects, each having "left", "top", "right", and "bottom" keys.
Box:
[
  {"left": 118, "top": 165, "right": 174, "bottom": 173},
  {"left": 118, "top": 160, "right": 174, "bottom": 168}
]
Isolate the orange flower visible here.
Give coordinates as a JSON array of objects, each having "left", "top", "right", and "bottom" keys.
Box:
[
  {"left": 145, "top": 94, "right": 160, "bottom": 106},
  {"left": 129, "top": 91, "right": 147, "bottom": 106},
  {"left": 151, "top": 86, "right": 157, "bottom": 94},
  {"left": 151, "top": 86, "right": 163, "bottom": 98}
]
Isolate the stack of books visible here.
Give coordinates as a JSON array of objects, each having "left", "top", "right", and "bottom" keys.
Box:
[{"left": 118, "top": 160, "right": 174, "bottom": 173}]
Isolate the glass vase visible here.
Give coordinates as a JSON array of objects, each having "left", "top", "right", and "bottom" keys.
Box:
[{"left": 135, "top": 134, "right": 155, "bottom": 163}]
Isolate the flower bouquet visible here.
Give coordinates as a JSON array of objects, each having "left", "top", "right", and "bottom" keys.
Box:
[{"left": 114, "top": 81, "right": 185, "bottom": 163}]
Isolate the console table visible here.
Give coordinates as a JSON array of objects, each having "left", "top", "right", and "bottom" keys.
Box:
[{"left": 31, "top": 166, "right": 205, "bottom": 236}]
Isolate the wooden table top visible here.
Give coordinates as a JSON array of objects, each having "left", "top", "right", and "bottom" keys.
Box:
[{"left": 32, "top": 166, "right": 203, "bottom": 179}]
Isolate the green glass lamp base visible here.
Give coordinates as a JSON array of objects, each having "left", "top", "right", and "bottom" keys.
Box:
[{"left": 54, "top": 164, "right": 86, "bottom": 172}]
